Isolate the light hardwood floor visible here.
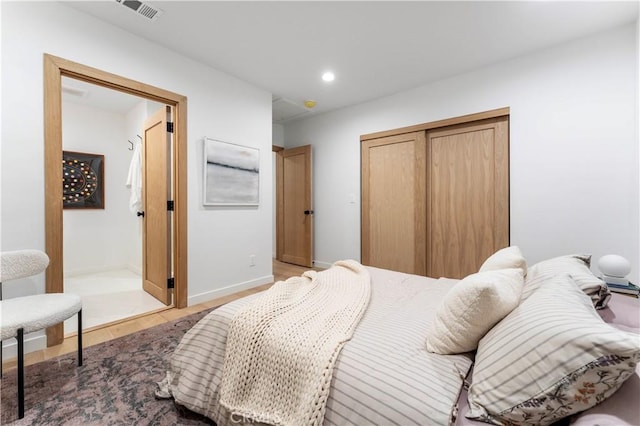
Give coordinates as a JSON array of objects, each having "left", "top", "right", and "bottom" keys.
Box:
[{"left": 2, "top": 260, "right": 318, "bottom": 371}]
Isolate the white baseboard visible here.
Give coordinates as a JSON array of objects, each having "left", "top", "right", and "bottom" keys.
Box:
[
  {"left": 313, "top": 260, "right": 333, "bottom": 269},
  {"left": 63, "top": 264, "right": 142, "bottom": 277},
  {"left": 2, "top": 333, "right": 46, "bottom": 361},
  {"left": 64, "top": 264, "right": 129, "bottom": 278},
  {"left": 187, "top": 275, "right": 274, "bottom": 306}
]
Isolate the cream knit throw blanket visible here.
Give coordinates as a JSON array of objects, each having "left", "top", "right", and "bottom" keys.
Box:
[{"left": 219, "top": 260, "right": 371, "bottom": 426}]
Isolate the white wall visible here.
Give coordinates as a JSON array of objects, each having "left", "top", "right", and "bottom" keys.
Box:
[
  {"left": 272, "top": 123, "right": 284, "bottom": 257},
  {"left": 123, "top": 100, "right": 149, "bottom": 273},
  {"left": 272, "top": 123, "right": 285, "bottom": 147},
  {"left": 285, "top": 24, "right": 640, "bottom": 282},
  {"left": 1, "top": 2, "right": 273, "bottom": 353},
  {"left": 123, "top": 99, "right": 165, "bottom": 273},
  {"left": 62, "top": 101, "right": 138, "bottom": 275}
]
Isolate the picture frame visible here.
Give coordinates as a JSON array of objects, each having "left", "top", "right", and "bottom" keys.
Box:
[
  {"left": 203, "top": 138, "right": 260, "bottom": 206},
  {"left": 62, "top": 150, "right": 105, "bottom": 209}
]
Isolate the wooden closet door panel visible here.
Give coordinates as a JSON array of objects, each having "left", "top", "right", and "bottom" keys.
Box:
[
  {"left": 362, "top": 132, "right": 426, "bottom": 275},
  {"left": 427, "top": 117, "right": 509, "bottom": 279}
]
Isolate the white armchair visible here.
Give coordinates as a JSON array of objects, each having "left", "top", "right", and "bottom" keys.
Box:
[{"left": 0, "top": 249, "right": 83, "bottom": 419}]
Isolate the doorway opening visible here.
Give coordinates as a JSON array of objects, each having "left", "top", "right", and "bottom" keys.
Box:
[
  {"left": 44, "top": 54, "right": 188, "bottom": 346},
  {"left": 274, "top": 144, "right": 314, "bottom": 268},
  {"left": 60, "top": 77, "right": 170, "bottom": 333}
]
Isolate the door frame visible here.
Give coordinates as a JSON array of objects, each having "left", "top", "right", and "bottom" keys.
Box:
[
  {"left": 43, "top": 54, "right": 188, "bottom": 346},
  {"left": 273, "top": 145, "right": 284, "bottom": 261}
]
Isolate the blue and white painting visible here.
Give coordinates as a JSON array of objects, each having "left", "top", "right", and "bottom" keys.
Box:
[{"left": 204, "top": 138, "right": 259, "bottom": 205}]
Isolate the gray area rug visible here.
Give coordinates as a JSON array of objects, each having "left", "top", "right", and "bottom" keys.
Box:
[{"left": 1, "top": 309, "right": 215, "bottom": 425}]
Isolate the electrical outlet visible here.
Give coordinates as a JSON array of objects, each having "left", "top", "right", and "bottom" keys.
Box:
[{"left": 249, "top": 255, "right": 256, "bottom": 267}]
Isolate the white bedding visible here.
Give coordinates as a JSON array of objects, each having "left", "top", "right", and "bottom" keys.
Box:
[{"left": 162, "top": 266, "right": 472, "bottom": 425}]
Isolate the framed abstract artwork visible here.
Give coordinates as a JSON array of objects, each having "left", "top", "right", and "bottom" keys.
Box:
[
  {"left": 203, "top": 138, "right": 260, "bottom": 206},
  {"left": 62, "top": 150, "right": 104, "bottom": 209}
]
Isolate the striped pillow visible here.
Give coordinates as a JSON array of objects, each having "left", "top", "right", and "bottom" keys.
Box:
[
  {"left": 467, "top": 274, "right": 640, "bottom": 426},
  {"left": 522, "top": 254, "right": 611, "bottom": 309}
]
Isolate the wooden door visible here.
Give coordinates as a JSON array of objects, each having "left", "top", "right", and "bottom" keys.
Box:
[
  {"left": 141, "top": 106, "right": 172, "bottom": 305},
  {"left": 361, "top": 132, "right": 426, "bottom": 275},
  {"left": 276, "top": 145, "right": 313, "bottom": 267},
  {"left": 427, "top": 116, "right": 509, "bottom": 278}
]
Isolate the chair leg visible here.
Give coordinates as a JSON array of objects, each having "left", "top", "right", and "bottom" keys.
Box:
[
  {"left": 17, "top": 328, "right": 24, "bottom": 419},
  {"left": 77, "top": 309, "right": 83, "bottom": 367}
]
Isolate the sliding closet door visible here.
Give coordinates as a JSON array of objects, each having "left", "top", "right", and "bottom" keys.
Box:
[
  {"left": 361, "top": 132, "right": 426, "bottom": 275},
  {"left": 427, "top": 116, "right": 509, "bottom": 279}
]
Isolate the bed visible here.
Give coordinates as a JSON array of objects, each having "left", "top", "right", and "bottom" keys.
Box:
[{"left": 158, "top": 249, "right": 640, "bottom": 426}]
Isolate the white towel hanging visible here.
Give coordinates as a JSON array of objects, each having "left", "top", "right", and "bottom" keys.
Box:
[{"left": 126, "top": 140, "right": 142, "bottom": 214}]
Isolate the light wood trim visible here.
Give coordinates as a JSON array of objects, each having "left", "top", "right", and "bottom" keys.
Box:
[
  {"left": 414, "top": 131, "right": 427, "bottom": 274},
  {"left": 275, "top": 151, "right": 284, "bottom": 260},
  {"left": 361, "top": 142, "right": 370, "bottom": 264},
  {"left": 44, "top": 54, "right": 188, "bottom": 345},
  {"left": 493, "top": 117, "right": 510, "bottom": 248},
  {"left": 360, "top": 107, "right": 510, "bottom": 141},
  {"left": 47, "top": 55, "right": 185, "bottom": 104},
  {"left": 44, "top": 55, "right": 64, "bottom": 345},
  {"left": 272, "top": 145, "right": 284, "bottom": 152},
  {"left": 306, "top": 146, "right": 314, "bottom": 267},
  {"left": 174, "top": 88, "right": 188, "bottom": 309}
]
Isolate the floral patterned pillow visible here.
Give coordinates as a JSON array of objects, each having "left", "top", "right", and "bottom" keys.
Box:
[{"left": 466, "top": 273, "right": 640, "bottom": 426}]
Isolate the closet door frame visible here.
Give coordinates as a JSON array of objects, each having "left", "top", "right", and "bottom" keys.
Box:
[
  {"left": 360, "top": 107, "right": 509, "bottom": 141},
  {"left": 360, "top": 107, "right": 510, "bottom": 277}
]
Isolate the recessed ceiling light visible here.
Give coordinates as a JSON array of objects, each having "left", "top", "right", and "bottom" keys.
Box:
[{"left": 322, "top": 72, "right": 335, "bottom": 82}]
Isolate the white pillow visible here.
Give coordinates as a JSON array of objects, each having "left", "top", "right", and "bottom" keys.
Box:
[
  {"left": 479, "top": 246, "right": 527, "bottom": 276},
  {"left": 425, "top": 268, "right": 524, "bottom": 355}
]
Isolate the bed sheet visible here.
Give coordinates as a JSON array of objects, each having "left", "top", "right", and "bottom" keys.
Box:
[{"left": 165, "top": 265, "right": 473, "bottom": 425}]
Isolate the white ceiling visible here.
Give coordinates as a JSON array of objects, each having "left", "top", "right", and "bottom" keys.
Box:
[
  {"left": 62, "top": 76, "right": 143, "bottom": 114},
  {"left": 63, "top": 1, "right": 638, "bottom": 123}
]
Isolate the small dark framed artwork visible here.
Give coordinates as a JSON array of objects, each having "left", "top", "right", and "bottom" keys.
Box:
[{"left": 62, "top": 151, "right": 104, "bottom": 209}]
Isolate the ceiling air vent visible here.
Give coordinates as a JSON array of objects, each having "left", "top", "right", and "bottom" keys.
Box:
[{"left": 115, "top": 0, "right": 163, "bottom": 22}]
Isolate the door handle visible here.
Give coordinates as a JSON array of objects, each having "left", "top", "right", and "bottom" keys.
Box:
[
  {"left": 137, "top": 211, "right": 145, "bottom": 217},
  {"left": 304, "top": 210, "right": 314, "bottom": 215}
]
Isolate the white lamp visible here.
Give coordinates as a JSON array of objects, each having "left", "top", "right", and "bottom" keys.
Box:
[{"left": 597, "top": 254, "right": 631, "bottom": 285}]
